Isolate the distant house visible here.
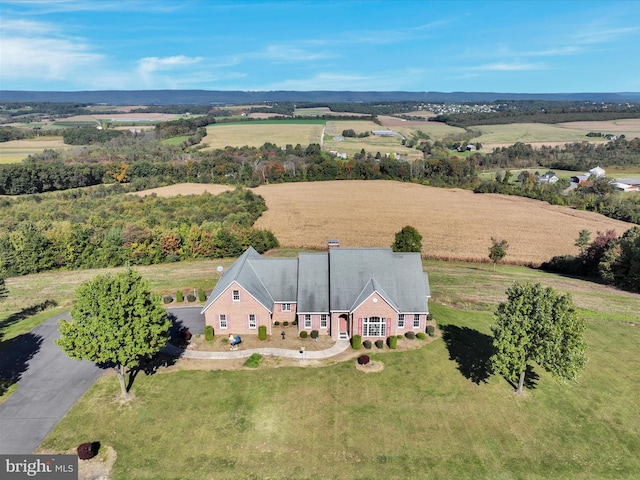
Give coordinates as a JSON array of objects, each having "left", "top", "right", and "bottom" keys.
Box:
[
  {"left": 201, "top": 245, "right": 431, "bottom": 341},
  {"left": 537, "top": 173, "right": 559, "bottom": 184},
  {"left": 570, "top": 174, "right": 591, "bottom": 185},
  {"left": 589, "top": 166, "right": 606, "bottom": 178}
]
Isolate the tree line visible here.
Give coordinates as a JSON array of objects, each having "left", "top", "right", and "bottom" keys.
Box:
[
  {"left": 541, "top": 227, "right": 640, "bottom": 293},
  {"left": 0, "top": 187, "right": 278, "bottom": 277}
]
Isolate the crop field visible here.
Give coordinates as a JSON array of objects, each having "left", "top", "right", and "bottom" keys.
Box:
[
  {"left": 469, "top": 123, "right": 613, "bottom": 150},
  {"left": 557, "top": 118, "right": 640, "bottom": 138},
  {"left": 131, "top": 183, "right": 233, "bottom": 197},
  {"left": 251, "top": 180, "right": 635, "bottom": 265},
  {"left": 203, "top": 122, "right": 325, "bottom": 149},
  {"left": 0, "top": 136, "right": 68, "bottom": 163},
  {"left": 323, "top": 120, "right": 422, "bottom": 159}
]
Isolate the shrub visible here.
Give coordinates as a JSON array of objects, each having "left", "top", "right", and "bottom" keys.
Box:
[
  {"left": 416, "top": 332, "right": 427, "bottom": 340},
  {"left": 186, "top": 294, "right": 196, "bottom": 302},
  {"left": 292, "top": 319, "right": 298, "bottom": 325},
  {"left": 204, "top": 325, "right": 214, "bottom": 341},
  {"left": 351, "top": 334, "right": 362, "bottom": 350},
  {"left": 357, "top": 354, "right": 370, "bottom": 365},
  {"left": 274, "top": 321, "right": 280, "bottom": 326},
  {"left": 310, "top": 330, "right": 319, "bottom": 339},
  {"left": 363, "top": 340, "right": 372, "bottom": 349},
  {"left": 405, "top": 331, "right": 416, "bottom": 340},
  {"left": 426, "top": 325, "right": 436, "bottom": 337},
  {"left": 258, "top": 325, "right": 267, "bottom": 340},
  {"left": 283, "top": 321, "right": 289, "bottom": 326},
  {"left": 426, "top": 313, "right": 433, "bottom": 321},
  {"left": 198, "top": 289, "right": 206, "bottom": 302},
  {"left": 300, "top": 330, "right": 308, "bottom": 338},
  {"left": 176, "top": 291, "right": 184, "bottom": 302},
  {"left": 397, "top": 335, "right": 403, "bottom": 339},
  {"left": 77, "top": 442, "right": 98, "bottom": 460},
  {"left": 163, "top": 295, "right": 173, "bottom": 304},
  {"left": 387, "top": 335, "right": 397, "bottom": 349},
  {"left": 244, "top": 353, "right": 262, "bottom": 368},
  {"left": 375, "top": 339, "right": 384, "bottom": 348}
]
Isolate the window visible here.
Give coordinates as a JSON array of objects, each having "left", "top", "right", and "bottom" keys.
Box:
[
  {"left": 398, "top": 314, "right": 405, "bottom": 328},
  {"left": 248, "top": 314, "right": 256, "bottom": 329},
  {"left": 320, "top": 314, "right": 327, "bottom": 329},
  {"left": 232, "top": 290, "right": 240, "bottom": 302},
  {"left": 219, "top": 314, "right": 227, "bottom": 329},
  {"left": 363, "top": 316, "right": 386, "bottom": 337},
  {"left": 413, "top": 314, "right": 420, "bottom": 328},
  {"left": 304, "top": 314, "right": 312, "bottom": 329},
  {"left": 282, "top": 303, "right": 291, "bottom": 312}
]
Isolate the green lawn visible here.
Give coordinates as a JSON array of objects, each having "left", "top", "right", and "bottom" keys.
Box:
[{"left": 31, "top": 257, "right": 640, "bottom": 479}]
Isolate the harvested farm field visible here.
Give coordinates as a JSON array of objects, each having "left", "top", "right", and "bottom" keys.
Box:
[
  {"left": 131, "top": 183, "right": 233, "bottom": 197},
  {"left": 251, "top": 180, "right": 635, "bottom": 265}
]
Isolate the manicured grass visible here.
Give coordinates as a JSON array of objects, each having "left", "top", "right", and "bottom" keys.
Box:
[
  {"left": 203, "top": 123, "right": 325, "bottom": 149},
  {"left": 33, "top": 256, "right": 640, "bottom": 479},
  {"left": 41, "top": 299, "right": 640, "bottom": 479}
]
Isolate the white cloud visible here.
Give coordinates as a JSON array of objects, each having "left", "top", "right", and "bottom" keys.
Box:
[
  {"left": 0, "top": 19, "right": 104, "bottom": 82},
  {"left": 469, "top": 62, "right": 548, "bottom": 72}
]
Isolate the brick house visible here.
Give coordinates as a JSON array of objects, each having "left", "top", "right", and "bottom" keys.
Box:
[{"left": 200, "top": 246, "right": 431, "bottom": 340}]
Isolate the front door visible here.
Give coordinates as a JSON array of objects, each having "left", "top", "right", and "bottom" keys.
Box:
[{"left": 339, "top": 314, "right": 349, "bottom": 339}]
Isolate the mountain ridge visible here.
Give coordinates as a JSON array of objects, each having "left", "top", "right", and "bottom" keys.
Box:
[{"left": 1, "top": 90, "right": 639, "bottom": 105}]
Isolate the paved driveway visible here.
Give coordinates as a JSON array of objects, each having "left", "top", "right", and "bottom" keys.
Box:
[
  {"left": 0, "top": 313, "right": 103, "bottom": 454},
  {"left": 0, "top": 307, "right": 205, "bottom": 454}
]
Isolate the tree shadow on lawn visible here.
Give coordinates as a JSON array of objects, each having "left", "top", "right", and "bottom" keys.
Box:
[
  {"left": 0, "top": 332, "right": 43, "bottom": 397},
  {"left": 126, "top": 313, "right": 184, "bottom": 391},
  {"left": 440, "top": 324, "right": 494, "bottom": 384}
]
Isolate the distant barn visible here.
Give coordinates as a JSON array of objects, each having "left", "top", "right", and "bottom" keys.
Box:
[{"left": 372, "top": 130, "right": 395, "bottom": 136}]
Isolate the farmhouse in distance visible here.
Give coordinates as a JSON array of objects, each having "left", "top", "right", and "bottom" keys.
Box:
[{"left": 201, "top": 242, "right": 431, "bottom": 340}]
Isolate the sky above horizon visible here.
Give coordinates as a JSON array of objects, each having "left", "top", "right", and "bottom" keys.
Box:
[{"left": 1, "top": 0, "right": 639, "bottom": 93}]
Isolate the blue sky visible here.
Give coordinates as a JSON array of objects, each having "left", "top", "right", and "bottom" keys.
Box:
[{"left": 1, "top": 0, "right": 639, "bottom": 93}]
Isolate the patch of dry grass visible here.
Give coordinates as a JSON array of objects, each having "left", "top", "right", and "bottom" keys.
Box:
[
  {"left": 0, "top": 136, "right": 68, "bottom": 163},
  {"left": 203, "top": 123, "right": 324, "bottom": 149},
  {"left": 130, "top": 183, "right": 234, "bottom": 197},
  {"left": 251, "top": 180, "right": 635, "bottom": 265}
]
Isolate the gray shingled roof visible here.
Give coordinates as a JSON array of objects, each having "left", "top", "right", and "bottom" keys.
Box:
[
  {"left": 202, "top": 247, "right": 430, "bottom": 316},
  {"left": 249, "top": 258, "right": 298, "bottom": 301},
  {"left": 297, "top": 253, "right": 329, "bottom": 313},
  {"left": 329, "top": 249, "right": 428, "bottom": 312}
]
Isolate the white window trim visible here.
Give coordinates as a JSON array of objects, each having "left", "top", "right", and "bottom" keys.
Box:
[
  {"left": 248, "top": 314, "right": 257, "bottom": 329},
  {"left": 232, "top": 289, "right": 240, "bottom": 302},
  {"left": 363, "top": 316, "right": 386, "bottom": 337},
  {"left": 398, "top": 314, "right": 405, "bottom": 328},
  {"left": 413, "top": 314, "right": 420, "bottom": 328},
  {"left": 282, "top": 303, "right": 291, "bottom": 312},
  {"left": 304, "top": 314, "right": 312, "bottom": 329},
  {"left": 219, "top": 314, "right": 228, "bottom": 329},
  {"left": 320, "top": 314, "right": 327, "bottom": 329}
]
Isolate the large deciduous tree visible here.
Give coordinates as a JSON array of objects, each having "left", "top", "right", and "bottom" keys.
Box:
[
  {"left": 392, "top": 226, "right": 422, "bottom": 253},
  {"left": 490, "top": 282, "right": 587, "bottom": 394},
  {"left": 56, "top": 269, "right": 170, "bottom": 400}
]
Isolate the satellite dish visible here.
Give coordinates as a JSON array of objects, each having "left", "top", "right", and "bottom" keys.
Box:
[{"left": 216, "top": 266, "right": 223, "bottom": 273}]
